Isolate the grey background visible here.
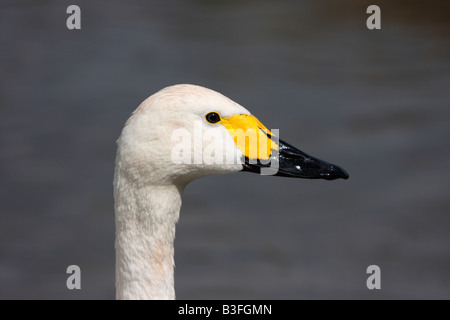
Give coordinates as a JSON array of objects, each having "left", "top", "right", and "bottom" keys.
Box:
[{"left": 0, "top": 0, "right": 449, "bottom": 299}]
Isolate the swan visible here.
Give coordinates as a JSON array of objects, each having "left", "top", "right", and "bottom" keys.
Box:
[{"left": 114, "top": 84, "right": 348, "bottom": 300}]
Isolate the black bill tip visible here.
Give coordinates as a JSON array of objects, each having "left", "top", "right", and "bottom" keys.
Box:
[
  {"left": 242, "top": 138, "right": 349, "bottom": 180},
  {"left": 319, "top": 164, "right": 349, "bottom": 180}
]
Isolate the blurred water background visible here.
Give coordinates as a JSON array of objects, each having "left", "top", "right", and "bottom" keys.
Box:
[{"left": 0, "top": 0, "right": 449, "bottom": 299}]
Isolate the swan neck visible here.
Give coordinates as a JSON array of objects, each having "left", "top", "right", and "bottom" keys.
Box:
[{"left": 114, "top": 179, "right": 182, "bottom": 300}]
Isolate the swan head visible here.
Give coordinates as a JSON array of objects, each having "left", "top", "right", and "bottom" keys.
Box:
[{"left": 116, "top": 84, "right": 348, "bottom": 187}]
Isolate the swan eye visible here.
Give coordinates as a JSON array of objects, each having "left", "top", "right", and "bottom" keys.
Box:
[{"left": 205, "top": 112, "right": 221, "bottom": 124}]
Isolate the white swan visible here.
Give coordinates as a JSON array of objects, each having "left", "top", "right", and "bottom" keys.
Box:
[{"left": 114, "top": 84, "right": 348, "bottom": 300}]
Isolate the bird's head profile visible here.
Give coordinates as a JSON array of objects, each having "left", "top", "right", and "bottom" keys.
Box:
[{"left": 116, "top": 84, "right": 349, "bottom": 187}]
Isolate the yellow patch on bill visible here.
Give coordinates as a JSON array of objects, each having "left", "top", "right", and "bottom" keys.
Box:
[{"left": 220, "top": 114, "right": 278, "bottom": 160}]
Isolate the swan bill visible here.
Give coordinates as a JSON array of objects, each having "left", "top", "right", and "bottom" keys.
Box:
[
  {"left": 242, "top": 138, "right": 349, "bottom": 180},
  {"left": 218, "top": 113, "right": 349, "bottom": 180}
]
